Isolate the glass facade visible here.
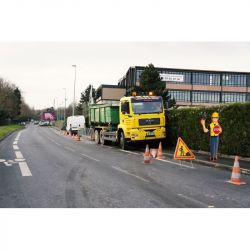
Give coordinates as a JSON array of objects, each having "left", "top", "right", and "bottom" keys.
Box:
[
  {"left": 193, "top": 73, "right": 220, "bottom": 85},
  {"left": 222, "top": 92, "right": 246, "bottom": 103},
  {"left": 168, "top": 90, "right": 190, "bottom": 102},
  {"left": 192, "top": 91, "right": 220, "bottom": 103},
  {"left": 222, "top": 74, "right": 247, "bottom": 87},
  {"left": 136, "top": 69, "right": 143, "bottom": 81}
]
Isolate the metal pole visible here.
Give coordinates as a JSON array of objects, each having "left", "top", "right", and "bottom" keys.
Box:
[
  {"left": 63, "top": 88, "right": 66, "bottom": 122},
  {"left": 56, "top": 98, "right": 58, "bottom": 121},
  {"left": 72, "top": 65, "right": 77, "bottom": 116}
]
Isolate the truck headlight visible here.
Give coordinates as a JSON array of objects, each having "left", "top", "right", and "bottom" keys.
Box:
[{"left": 131, "top": 134, "right": 138, "bottom": 137}]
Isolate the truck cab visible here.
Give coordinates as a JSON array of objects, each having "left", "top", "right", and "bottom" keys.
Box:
[{"left": 118, "top": 96, "right": 166, "bottom": 149}]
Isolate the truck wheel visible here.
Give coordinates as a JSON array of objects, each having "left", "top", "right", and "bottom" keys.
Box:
[
  {"left": 120, "top": 132, "right": 128, "bottom": 150},
  {"left": 94, "top": 130, "right": 100, "bottom": 144},
  {"left": 100, "top": 131, "right": 107, "bottom": 145}
]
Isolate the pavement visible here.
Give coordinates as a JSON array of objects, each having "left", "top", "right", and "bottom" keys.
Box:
[
  {"left": 1, "top": 124, "right": 250, "bottom": 208},
  {"left": 164, "top": 148, "right": 250, "bottom": 174}
]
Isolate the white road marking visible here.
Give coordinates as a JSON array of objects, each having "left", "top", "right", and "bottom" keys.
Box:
[
  {"left": 156, "top": 158, "right": 195, "bottom": 169},
  {"left": 111, "top": 166, "right": 150, "bottom": 183},
  {"left": 13, "top": 145, "right": 19, "bottom": 150},
  {"left": 65, "top": 146, "right": 74, "bottom": 152},
  {"left": 18, "top": 161, "right": 32, "bottom": 176},
  {"left": 14, "top": 131, "right": 22, "bottom": 141},
  {"left": 15, "top": 151, "right": 24, "bottom": 159},
  {"left": 15, "top": 159, "right": 25, "bottom": 162},
  {"left": 4, "top": 162, "right": 12, "bottom": 167},
  {"left": 80, "top": 153, "right": 100, "bottom": 162},
  {"left": 208, "top": 205, "right": 215, "bottom": 208},
  {"left": 54, "top": 142, "right": 61, "bottom": 146},
  {"left": 13, "top": 141, "right": 18, "bottom": 145},
  {"left": 119, "top": 149, "right": 140, "bottom": 155},
  {"left": 0, "top": 159, "right": 6, "bottom": 162},
  {"left": 177, "top": 193, "right": 208, "bottom": 207}
]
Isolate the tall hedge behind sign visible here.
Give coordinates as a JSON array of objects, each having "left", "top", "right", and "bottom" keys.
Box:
[{"left": 167, "top": 103, "right": 250, "bottom": 157}]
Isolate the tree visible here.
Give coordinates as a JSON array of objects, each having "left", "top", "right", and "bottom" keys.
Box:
[
  {"left": 13, "top": 88, "right": 22, "bottom": 116},
  {"left": 76, "top": 85, "right": 96, "bottom": 115},
  {"left": 0, "top": 78, "right": 22, "bottom": 120},
  {"left": 132, "top": 64, "right": 176, "bottom": 109},
  {"left": 0, "top": 77, "right": 38, "bottom": 124},
  {"left": 138, "top": 63, "right": 165, "bottom": 95}
]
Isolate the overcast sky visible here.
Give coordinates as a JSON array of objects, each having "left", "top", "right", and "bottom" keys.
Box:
[{"left": 0, "top": 42, "right": 250, "bottom": 109}]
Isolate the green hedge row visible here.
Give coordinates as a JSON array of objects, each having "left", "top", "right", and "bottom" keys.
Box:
[{"left": 166, "top": 103, "right": 250, "bottom": 157}]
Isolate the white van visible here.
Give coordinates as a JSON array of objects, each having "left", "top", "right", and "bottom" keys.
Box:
[{"left": 66, "top": 115, "right": 85, "bottom": 134}]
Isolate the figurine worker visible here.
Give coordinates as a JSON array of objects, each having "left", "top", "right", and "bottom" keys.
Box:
[{"left": 200, "top": 112, "right": 222, "bottom": 161}]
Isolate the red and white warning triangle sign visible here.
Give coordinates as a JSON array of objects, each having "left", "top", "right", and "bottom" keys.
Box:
[{"left": 174, "top": 137, "right": 195, "bottom": 160}]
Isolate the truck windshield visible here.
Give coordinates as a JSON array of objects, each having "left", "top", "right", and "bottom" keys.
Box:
[{"left": 131, "top": 98, "right": 163, "bottom": 114}]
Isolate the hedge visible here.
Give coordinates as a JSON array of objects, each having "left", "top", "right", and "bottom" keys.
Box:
[{"left": 166, "top": 103, "right": 250, "bottom": 157}]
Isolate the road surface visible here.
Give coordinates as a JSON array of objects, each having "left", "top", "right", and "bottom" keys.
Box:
[{"left": 0, "top": 124, "right": 250, "bottom": 208}]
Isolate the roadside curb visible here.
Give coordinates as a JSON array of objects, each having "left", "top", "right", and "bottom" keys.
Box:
[
  {"left": 0, "top": 126, "right": 25, "bottom": 143},
  {"left": 192, "top": 149, "right": 250, "bottom": 162},
  {"left": 162, "top": 152, "right": 250, "bottom": 176},
  {"left": 52, "top": 127, "right": 93, "bottom": 141}
]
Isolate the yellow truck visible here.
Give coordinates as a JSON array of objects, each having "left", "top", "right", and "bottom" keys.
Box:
[{"left": 89, "top": 95, "right": 166, "bottom": 150}]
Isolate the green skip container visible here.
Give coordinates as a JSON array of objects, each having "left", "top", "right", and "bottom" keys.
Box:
[{"left": 89, "top": 102, "right": 119, "bottom": 126}]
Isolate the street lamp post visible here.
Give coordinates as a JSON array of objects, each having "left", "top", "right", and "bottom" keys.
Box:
[
  {"left": 63, "top": 88, "right": 67, "bottom": 122},
  {"left": 56, "top": 98, "right": 58, "bottom": 121},
  {"left": 72, "top": 65, "right": 77, "bottom": 116}
]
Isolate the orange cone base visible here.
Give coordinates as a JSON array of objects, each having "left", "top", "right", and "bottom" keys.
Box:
[
  {"left": 156, "top": 155, "right": 165, "bottom": 159},
  {"left": 144, "top": 160, "right": 151, "bottom": 164},
  {"left": 226, "top": 180, "right": 246, "bottom": 185}
]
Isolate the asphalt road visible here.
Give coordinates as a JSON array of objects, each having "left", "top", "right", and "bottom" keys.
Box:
[{"left": 1, "top": 124, "right": 250, "bottom": 208}]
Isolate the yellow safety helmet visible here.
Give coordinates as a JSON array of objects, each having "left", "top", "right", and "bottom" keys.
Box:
[{"left": 211, "top": 112, "right": 219, "bottom": 118}]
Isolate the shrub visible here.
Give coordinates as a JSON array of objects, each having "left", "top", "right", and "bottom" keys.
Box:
[{"left": 167, "top": 103, "right": 250, "bottom": 157}]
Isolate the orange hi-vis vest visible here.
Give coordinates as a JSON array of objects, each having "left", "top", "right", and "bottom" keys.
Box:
[{"left": 210, "top": 122, "right": 221, "bottom": 136}]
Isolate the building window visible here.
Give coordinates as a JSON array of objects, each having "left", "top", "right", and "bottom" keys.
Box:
[
  {"left": 193, "top": 73, "right": 220, "bottom": 85},
  {"left": 222, "top": 74, "right": 247, "bottom": 87},
  {"left": 192, "top": 91, "right": 220, "bottom": 103},
  {"left": 168, "top": 90, "right": 191, "bottom": 102},
  {"left": 222, "top": 92, "right": 246, "bottom": 103},
  {"left": 247, "top": 93, "right": 250, "bottom": 102},
  {"left": 136, "top": 70, "right": 143, "bottom": 81}
]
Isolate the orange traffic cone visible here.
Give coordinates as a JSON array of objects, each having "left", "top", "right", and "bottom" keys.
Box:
[
  {"left": 156, "top": 142, "right": 164, "bottom": 159},
  {"left": 144, "top": 144, "right": 151, "bottom": 164},
  {"left": 75, "top": 134, "right": 80, "bottom": 141},
  {"left": 227, "top": 156, "right": 246, "bottom": 185}
]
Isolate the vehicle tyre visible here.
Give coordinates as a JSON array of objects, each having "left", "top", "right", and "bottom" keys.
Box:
[
  {"left": 95, "top": 130, "right": 100, "bottom": 144},
  {"left": 120, "top": 131, "right": 128, "bottom": 150},
  {"left": 100, "top": 131, "right": 108, "bottom": 145}
]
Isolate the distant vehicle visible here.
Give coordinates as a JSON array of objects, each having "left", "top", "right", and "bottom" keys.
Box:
[
  {"left": 34, "top": 121, "right": 39, "bottom": 125},
  {"left": 66, "top": 116, "right": 85, "bottom": 135},
  {"left": 20, "top": 122, "right": 26, "bottom": 126},
  {"left": 39, "top": 120, "right": 50, "bottom": 126}
]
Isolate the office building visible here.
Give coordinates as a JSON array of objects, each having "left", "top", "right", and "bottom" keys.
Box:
[{"left": 118, "top": 66, "right": 250, "bottom": 106}]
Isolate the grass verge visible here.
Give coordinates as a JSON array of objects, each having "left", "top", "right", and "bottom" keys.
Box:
[{"left": 0, "top": 125, "right": 24, "bottom": 139}]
